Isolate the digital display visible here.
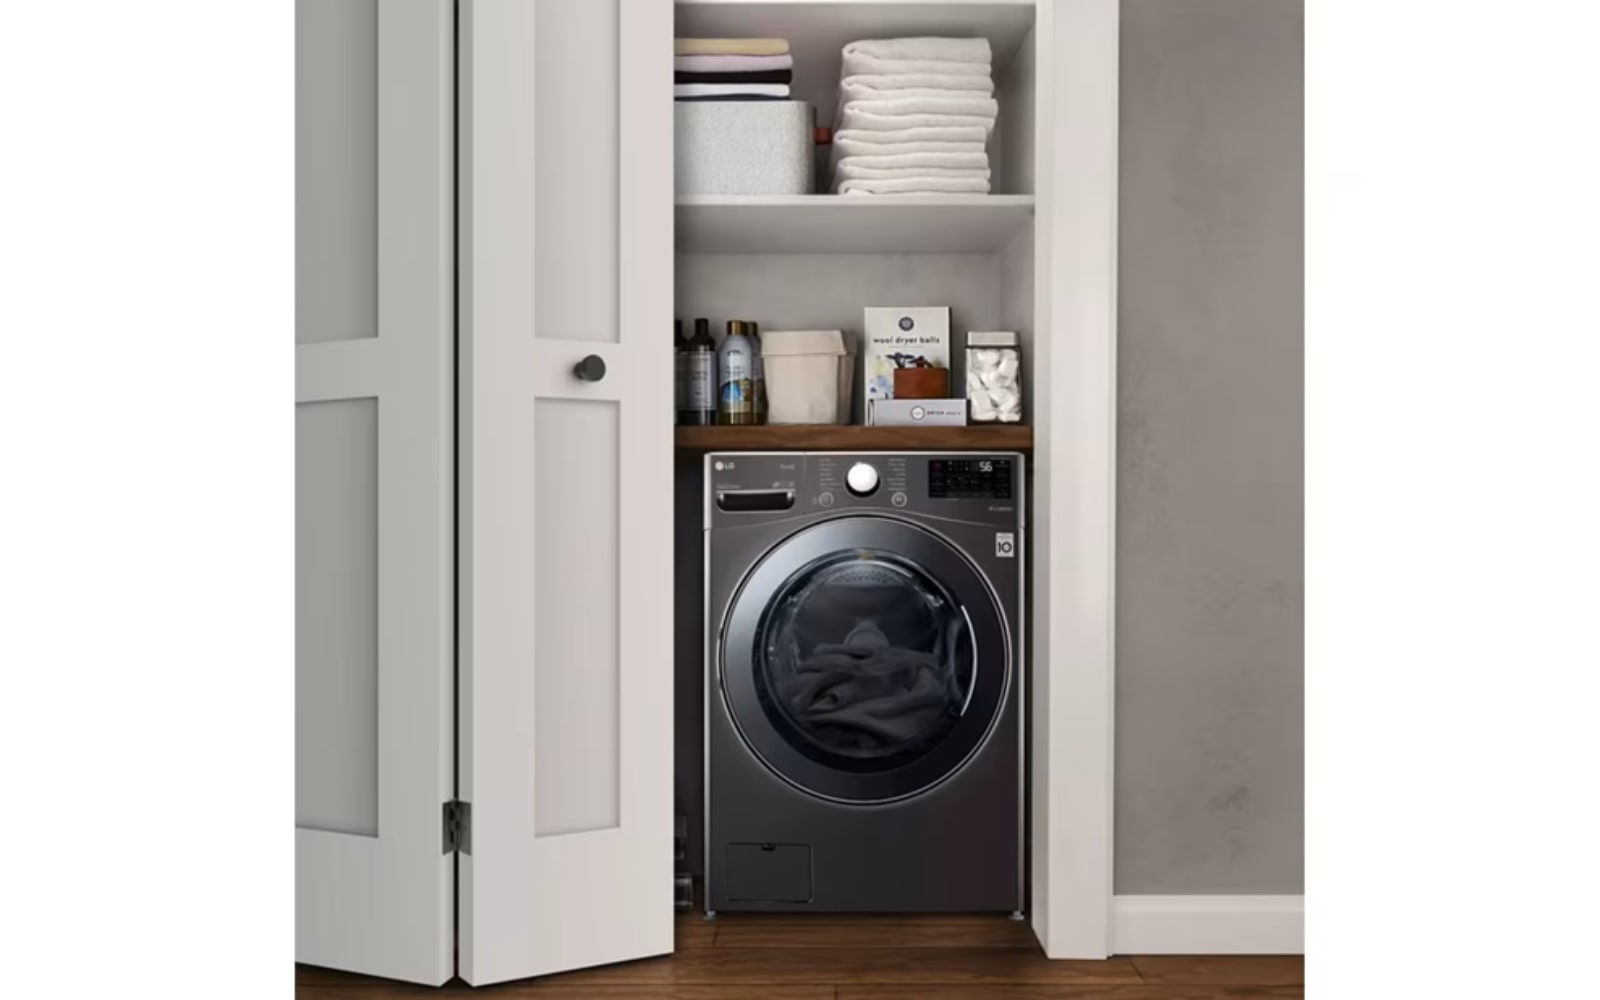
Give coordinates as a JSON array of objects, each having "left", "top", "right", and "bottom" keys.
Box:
[{"left": 928, "top": 458, "right": 1014, "bottom": 499}]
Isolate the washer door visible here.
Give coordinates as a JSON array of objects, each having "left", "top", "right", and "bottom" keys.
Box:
[{"left": 720, "top": 516, "right": 1011, "bottom": 804}]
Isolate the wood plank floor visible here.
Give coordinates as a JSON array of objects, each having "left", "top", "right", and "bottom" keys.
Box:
[{"left": 297, "top": 913, "right": 1304, "bottom": 999}]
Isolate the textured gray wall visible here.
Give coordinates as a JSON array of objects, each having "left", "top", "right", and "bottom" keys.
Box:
[{"left": 1115, "top": 0, "right": 1304, "bottom": 894}]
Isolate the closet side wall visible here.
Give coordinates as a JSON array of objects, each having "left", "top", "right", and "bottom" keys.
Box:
[{"left": 1115, "top": 0, "right": 1304, "bottom": 895}]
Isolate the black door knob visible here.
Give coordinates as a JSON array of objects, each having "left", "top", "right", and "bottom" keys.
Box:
[{"left": 572, "top": 354, "right": 607, "bottom": 382}]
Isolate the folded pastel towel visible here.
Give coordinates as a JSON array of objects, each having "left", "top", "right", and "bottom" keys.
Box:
[
  {"left": 838, "top": 108, "right": 998, "bottom": 133},
  {"left": 675, "top": 54, "right": 794, "bottom": 72},
  {"left": 842, "top": 37, "right": 992, "bottom": 64},
  {"left": 840, "top": 53, "right": 993, "bottom": 78},
  {"left": 840, "top": 73, "right": 994, "bottom": 98},
  {"left": 675, "top": 83, "right": 791, "bottom": 99},
  {"left": 677, "top": 69, "right": 793, "bottom": 84},
  {"left": 833, "top": 125, "right": 989, "bottom": 147},
  {"left": 675, "top": 38, "right": 789, "bottom": 56},
  {"left": 835, "top": 152, "right": 990, "bottom": 174},
  {"left": 839, "top": 175, "right": 992, "bottom": 195}
]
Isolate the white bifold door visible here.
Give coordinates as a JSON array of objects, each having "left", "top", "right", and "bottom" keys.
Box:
[
  {"left": 295, "top": 0, "right": 674, "bottom": 988},
  {"left": 295, "top": 0, "right": 455, "bottom": 987},
  {"left": 457, "top": 0, "right": 674, "bottom": 985}
]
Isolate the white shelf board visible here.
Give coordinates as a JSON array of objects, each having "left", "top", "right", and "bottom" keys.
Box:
[
  {"left": 675, "top": 2, "right": 1038, "bottom": 127},
  {"left": 675, "top": 194, "right": 1035, "bottom": 254}
]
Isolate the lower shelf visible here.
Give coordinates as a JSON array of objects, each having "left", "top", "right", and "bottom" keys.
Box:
[{"left": 675, "top": 424, "right": 1032, "bottom": 453}]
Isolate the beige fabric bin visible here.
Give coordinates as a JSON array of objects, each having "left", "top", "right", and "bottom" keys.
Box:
[{"left": 761, "top": 330, "right": 855, "bottom": 425}]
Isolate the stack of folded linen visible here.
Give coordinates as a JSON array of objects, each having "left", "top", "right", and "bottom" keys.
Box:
[
  {"left": 675, "top": 38, "right": 793, "bottom": 101},
  {"left": 829, "top": 37, "right": 997, "bottom": 194}
]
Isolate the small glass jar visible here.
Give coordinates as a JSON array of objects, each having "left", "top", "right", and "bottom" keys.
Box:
[{"left": 965, "top": 331, "right": 1023, "bottom": 423}]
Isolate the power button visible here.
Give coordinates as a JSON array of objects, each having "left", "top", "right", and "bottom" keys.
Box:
[{"left": 891, "top": 491, "right": 908, "bottom": 508}]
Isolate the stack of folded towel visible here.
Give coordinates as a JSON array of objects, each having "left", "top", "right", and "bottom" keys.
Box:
[
  {"left": 830, "top": 37, "right": 997, "bottom": 195},
  {"left": 675, "top": 38, "right": 793, "bottom": 101}
]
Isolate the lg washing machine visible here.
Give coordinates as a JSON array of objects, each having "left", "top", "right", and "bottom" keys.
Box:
[{"left": 704, "top": 452, "right": 1024, "bottom": 915}]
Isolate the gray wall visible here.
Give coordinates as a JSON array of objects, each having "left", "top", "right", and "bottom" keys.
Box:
[{"left": 1115, "top": 0, "right": 1304, "bottom": 894}]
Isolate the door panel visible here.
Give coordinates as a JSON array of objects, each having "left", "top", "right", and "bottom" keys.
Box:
[
  {"left": 295, "top": 0, "right": 455, "bottom": 985},
  {"left": 296, "top": 0, "right": 378, "bottom": 344},
  {"left": 533, "top": 0, "right": 620, "bottom": 344},
  {"left": 460, "top": 0, "right": 673, "bottom": 986},
  {"left": 295, "top": 398, "right": 379, "bottom": 837},
  {"left": 533, "top": 398, "right": 622, "bottom": 838}
]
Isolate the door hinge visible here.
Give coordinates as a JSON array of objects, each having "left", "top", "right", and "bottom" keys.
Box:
[{"left": 443, "top": 799, "right": 471, "bottom": 855}]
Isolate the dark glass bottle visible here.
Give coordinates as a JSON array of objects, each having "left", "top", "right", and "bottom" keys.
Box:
[{"left": 680, "top": 318, "right": 718, "bottom": 426}]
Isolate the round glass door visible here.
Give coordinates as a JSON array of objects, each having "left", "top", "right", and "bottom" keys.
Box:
[
  {"left": 720, "top": 517, "right": 1010, "bottom": 803},
  {"left": 756, "top": 549, "right": 973, "bottom": 768}
]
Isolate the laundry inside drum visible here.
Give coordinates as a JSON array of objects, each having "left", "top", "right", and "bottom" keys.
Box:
[{"left": 755, "top": 548, "right": 975, "bottom": 765}]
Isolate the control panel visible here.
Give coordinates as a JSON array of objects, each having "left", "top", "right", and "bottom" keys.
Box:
[
  {"left": 709, "top": 453, "right": 1022, "bottom": 528},
  {"left": 928, "top": 458, "right": 1015, "bottom": 500}
]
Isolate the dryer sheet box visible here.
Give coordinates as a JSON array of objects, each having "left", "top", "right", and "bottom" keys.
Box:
[{"left": 870, "top": 399, "right": 969, "bottom": 427}]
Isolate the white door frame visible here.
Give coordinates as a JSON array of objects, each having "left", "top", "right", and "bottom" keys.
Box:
[{"left": 1031, "top": 0, "right": 1120, "bottom": 959}]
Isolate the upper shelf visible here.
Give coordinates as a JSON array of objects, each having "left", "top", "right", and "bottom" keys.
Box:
[
  {"left": 677, "top": 194, "right": 1035, "bottom": 254},
  {"left": 675, "top": 2, "right": 1038, "bottom": 127}
]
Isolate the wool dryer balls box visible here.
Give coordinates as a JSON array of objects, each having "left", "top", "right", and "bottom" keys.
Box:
[
  {"left": 862, "top": 307, "right": 952, "bottom": 410},
  {"left": 674, "top": 101, "right": 815, "bottom": 195}
]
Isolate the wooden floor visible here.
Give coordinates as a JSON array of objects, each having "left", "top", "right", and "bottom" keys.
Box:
[{"left": 296, "top": 913, "right": 1304, "bottom": 998}]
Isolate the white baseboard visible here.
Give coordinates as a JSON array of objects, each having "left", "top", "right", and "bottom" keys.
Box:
[{"left": 1111, "top": 895, "right": 1303, "bottom": 955}]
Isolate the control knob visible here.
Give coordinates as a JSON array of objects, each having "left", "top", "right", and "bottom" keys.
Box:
[{"left": 845, "top": 462, "right": 879, "bottom": 497}]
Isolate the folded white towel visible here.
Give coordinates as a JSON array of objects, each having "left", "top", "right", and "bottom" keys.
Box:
[
  {"left": 833, "top": 125, "right": 989, "bottom": 147},
  {"left": 838, "top": 108, "right": 998, "bottom": 134},
  {"left": 836, "top": 152, "right": 990, "bottom": 174},
  {"left": 835, "top": 91, "right": 997, "bottom": 130},
  {"left": 838, "top": 140, "right": 985, "bottom": 171},
  {"left": 675, "top": 54, "right": 793, "bottom": 72},
  {"left": 840, "top": 53, "right": 993, "bottom": 79},
  {"left": 840, "top": 73, "right": 994, "bottom": 97},
  {"left": 838, "top": 166, "right": 991, "bottom": 185},
  {"left": 674, "top": 83, "right": 791, "bottom": 98},
  {"left": 841, "top": 95, "right": 998, "bottom": 120},
  {"left": 830, "top": 140, "right": 986, "bottom": 177},
  {"left": 839, "top": 175, "right": 993, "bottom": 195},
  {"left": 832, "top": 139, "right": 986, "bottom": 165},
  {"left": 840, "top": 85, "right": 997, "bottom": 109},
  {"left": 842, "top": 37, "right": 992, "bottom": 64}
]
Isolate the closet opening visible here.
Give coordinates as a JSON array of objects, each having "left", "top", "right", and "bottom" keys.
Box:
[{"left": 670, "top": 0, "right": 1042, "bottom": 918}]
